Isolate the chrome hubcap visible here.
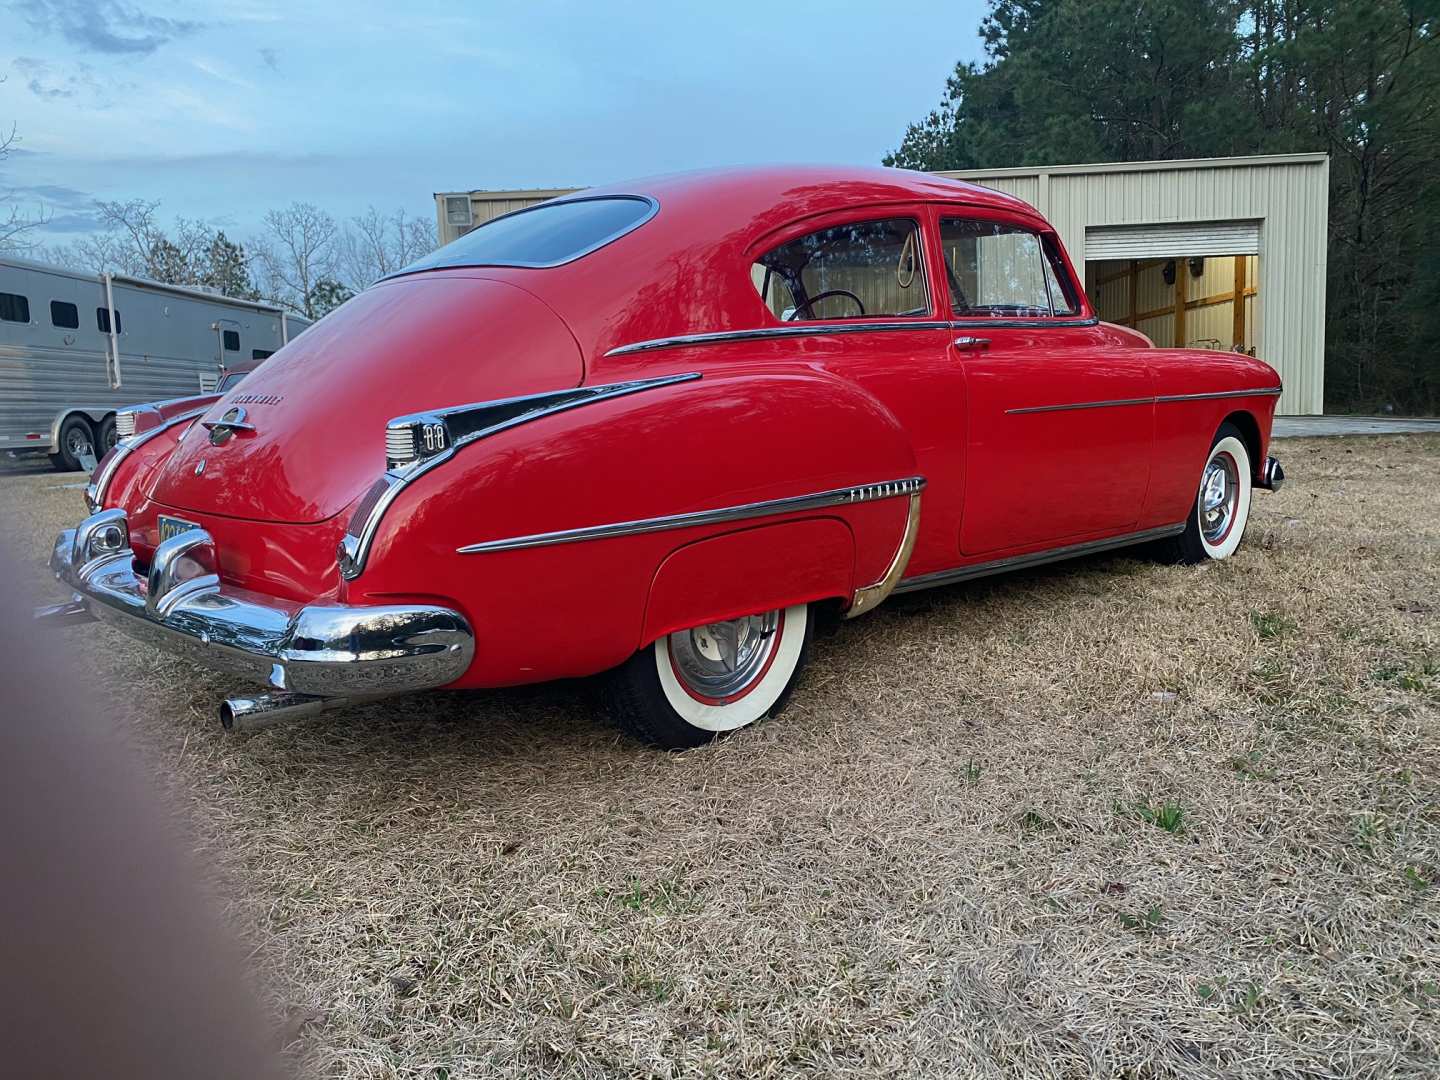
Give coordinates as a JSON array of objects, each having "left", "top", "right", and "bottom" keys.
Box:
[
  {"left": 1200, "top": 453, "right": 1238, "bottom": 544},
  {"left": 668, "top": 611, "right": 780, "bottom": 701}
]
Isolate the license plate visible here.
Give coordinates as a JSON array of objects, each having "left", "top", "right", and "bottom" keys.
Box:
[{"left": 157, "top": 515, "right": 202, "bottom": 543}]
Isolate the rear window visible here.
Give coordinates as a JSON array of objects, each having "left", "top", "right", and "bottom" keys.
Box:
[{"left": 393, "top": 195, "right": 656, "bottom": 275}]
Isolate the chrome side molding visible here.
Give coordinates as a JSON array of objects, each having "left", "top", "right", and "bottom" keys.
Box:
[
  {"left": 604, "top": 317, "right": 1102, "bottom": 357},
  {"left": 1007, "top": 387, "right": 1283, "bottom": 415},
  {"left": 457, "top": 476, "right": 927, "bottom": 554},
  {"left": 895, "top": 523, "right": 1186, "bottom": 594}
]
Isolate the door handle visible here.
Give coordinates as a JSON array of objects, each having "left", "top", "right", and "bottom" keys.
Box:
[{"left": 952, "top": 336, "right": 991, "bottom": 351}]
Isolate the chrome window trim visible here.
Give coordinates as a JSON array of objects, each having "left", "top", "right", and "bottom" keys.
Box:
[
  {"left": 385, "top": 194, "right": 660, "bottom": 278},
  {"left": 1006, "top": 386, "right": 1282, "bottom": 415},
  {"left": 339, "top": 372, "right": 701, "bottom": 579},
  {"left": 86, "top": 405, "right": 208, "bottom": 511},
  {"left": 894, "top": 523, "right": 1186, "bottom": 594},
  {"left": 604, "top": 317, "right": 1100, "bottom": 357},
  {"left": 456, "top": 476, "right": 926, "bottom": 554},
  {"left": 948, "top": 316, "right": 1098, "bottom": 330}
]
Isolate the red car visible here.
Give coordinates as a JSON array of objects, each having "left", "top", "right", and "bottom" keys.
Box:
[{"left": 38, "top": 166, "right": 1284, "bottom": 748}]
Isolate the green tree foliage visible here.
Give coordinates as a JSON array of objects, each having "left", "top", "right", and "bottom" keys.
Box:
[
  {"left": 202, "top": 232, "right": 259, "bottom": 301},
  {"left": 889, "top": 0, "right": 1440, "bottom": 413},
  {"left": 306, "top": 277, "right": 353, "bottom": 318}
]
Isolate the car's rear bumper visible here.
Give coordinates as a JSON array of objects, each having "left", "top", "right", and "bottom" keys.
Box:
[{"left": 36, "top": 509, "right": 474, "bottom": 698}]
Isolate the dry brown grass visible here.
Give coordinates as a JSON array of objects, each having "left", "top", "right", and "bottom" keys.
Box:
[{"left": 3, "top": 435, "right": 1438, "bottom": 1079}]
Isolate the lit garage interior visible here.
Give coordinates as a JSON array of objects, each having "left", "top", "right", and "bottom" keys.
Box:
[{"left": 1086, "top": 253, "right": 1258, "bottom": 353}]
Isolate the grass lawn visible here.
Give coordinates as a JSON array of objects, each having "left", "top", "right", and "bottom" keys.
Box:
[{"left": 4, "top": 434, "right": 1437, "bottom": 1079}]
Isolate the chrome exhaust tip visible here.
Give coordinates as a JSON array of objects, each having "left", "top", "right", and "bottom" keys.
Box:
[
  {"left": 219, "top": 691, "right": 339, "bottom": 734},
  {"left": 33, "top": 597, "right": 94, "bottom": 627},
  {"left": 1259, "top": 456, "right": 1285, "bottom": 492}
]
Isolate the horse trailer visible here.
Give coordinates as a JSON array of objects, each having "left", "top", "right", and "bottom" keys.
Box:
[{"left": 0, "top": 256, "right": 311, "bottom": 470}]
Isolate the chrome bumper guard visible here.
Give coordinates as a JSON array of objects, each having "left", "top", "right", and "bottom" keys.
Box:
[
  {"left": 37, "top": 509, "right": 474, "bottom": 698},
  {"left": 1259, "top": 455, "right": 1285, "bottom": 492}
]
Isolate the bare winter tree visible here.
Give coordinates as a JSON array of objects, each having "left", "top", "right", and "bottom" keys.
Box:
[
  {"left": 253, "top": 202, "right": 341, "bottom": 318},
  {"left": 339, "top": 207, "right": 437, "bottom": 290},
  {"left": 1, "top": 114, "right": 50, "bottom": 255},
  {"left": 47, "top": 201, "right": 257, "bottom": 299}
]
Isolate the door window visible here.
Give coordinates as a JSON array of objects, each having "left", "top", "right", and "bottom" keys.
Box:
[
  {"left": 940, "top": 218, "right": 1079, "bottom": 317},
  {"left": 753, "top": 217, "right": 929, "bottom": 321}
]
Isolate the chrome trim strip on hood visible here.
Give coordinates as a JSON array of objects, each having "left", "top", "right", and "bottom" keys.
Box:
[
  {"left": 456, "top": 477, "right": 926, "bottom": 554},
  {"left": 339, "top": 373, "right": 702, "bottom": 580}
]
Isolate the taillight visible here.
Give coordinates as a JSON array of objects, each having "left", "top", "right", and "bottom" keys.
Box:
[{"left": 384, "top": 416, "right": 450, "bottom": 471}]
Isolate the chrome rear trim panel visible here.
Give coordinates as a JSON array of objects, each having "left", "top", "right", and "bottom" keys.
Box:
[{"left": 341, "top": 373, "right": 701, "bottom": 579}]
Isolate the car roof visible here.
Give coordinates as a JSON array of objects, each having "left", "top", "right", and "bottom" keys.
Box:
[{"left": 572, "top": 164, "right": 1038, "bottom": 224}]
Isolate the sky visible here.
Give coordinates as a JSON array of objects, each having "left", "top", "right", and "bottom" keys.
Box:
[{"left": 1, "top": 0, "right": 987, "bottom": 248}]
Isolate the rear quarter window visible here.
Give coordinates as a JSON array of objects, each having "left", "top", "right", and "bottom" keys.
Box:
[{"left": 393, "top": 195, "right": 657, "bottom": 275}]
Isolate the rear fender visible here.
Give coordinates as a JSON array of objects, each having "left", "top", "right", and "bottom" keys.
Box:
[{"left": 354, "top": 370, "right": 921, "bottom": 686}]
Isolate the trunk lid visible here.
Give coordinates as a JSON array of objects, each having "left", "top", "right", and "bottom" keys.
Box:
[{"left": 148, "top": 275, "right": 583, "bottom": 524}]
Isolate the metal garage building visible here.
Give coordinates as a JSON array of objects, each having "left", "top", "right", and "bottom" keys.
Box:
[{"left": 436, "top": 153, "right": 1329, "bottom": 414}]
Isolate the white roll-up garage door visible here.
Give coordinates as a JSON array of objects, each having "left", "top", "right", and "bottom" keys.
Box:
[{"left": 1085, "top": 220, "right": 1260, "bottom": 259}]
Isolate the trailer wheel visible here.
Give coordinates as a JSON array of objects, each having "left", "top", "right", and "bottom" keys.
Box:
[
  {"left": 97, "top": 416, "right": 118, "bottom": 455},
  {"left": 50, "top": 415, "right": 97, "bottom": 473}
]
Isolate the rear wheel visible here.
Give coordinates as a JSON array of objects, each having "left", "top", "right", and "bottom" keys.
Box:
[
  {"left": 607, "top": 604, "right": 813, "bottom": 749},
  {"left": 1161, "top": 423, "right": 1253, "bottom": 564},
  {"left": 50, "top": 415, "right": 97, "bottom": 472}
]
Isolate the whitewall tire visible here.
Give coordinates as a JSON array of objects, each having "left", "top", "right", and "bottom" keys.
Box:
[
  {"left": 1166, "top": 423, "right": 1254, "bottom": 564},
  {"left": 608, "top": 604, "right": 813, "bottom": 748}
]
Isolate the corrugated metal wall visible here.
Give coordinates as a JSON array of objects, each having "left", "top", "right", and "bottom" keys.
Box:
[
  {"left": 940, "top": 156, "right": 1328, "bottom": 413},
  {"left": 436, "top": 154, "right": 1327, "bottom": 413}
]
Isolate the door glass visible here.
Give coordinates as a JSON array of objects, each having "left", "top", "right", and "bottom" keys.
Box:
[
  {"left": 941, "top": 218, "right": 1078, "bottom": 317},
  {"left": 753, "top": 217, "right": 929, "bottom": 321}
]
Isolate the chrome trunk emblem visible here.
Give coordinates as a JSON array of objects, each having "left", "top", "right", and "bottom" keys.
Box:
[{"left": 194, "top": 458, "right": 206, "bottom": 476}]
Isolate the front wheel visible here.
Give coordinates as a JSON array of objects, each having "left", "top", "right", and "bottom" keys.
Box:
[
  {"left": 606, "top": 604, "right": 813, "bottom": 749},
  {"left": 1164, "top": 423, "right": 1254, "bottom": 564}
]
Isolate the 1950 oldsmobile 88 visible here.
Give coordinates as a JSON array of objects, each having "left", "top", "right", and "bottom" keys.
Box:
[{"left": 37, "top": 166, "right": 1284, "bottom": 748}]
